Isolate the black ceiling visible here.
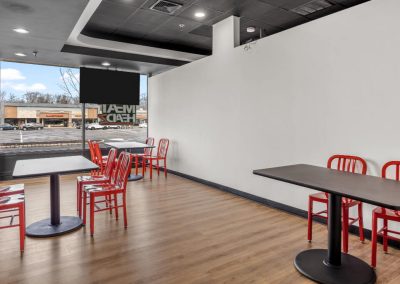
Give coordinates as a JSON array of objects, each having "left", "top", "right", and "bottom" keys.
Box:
[
  {"left": 83, "top": 0, "right": 370, "bottom": 55},
  {"left": 0, "top": 0, "right": 371, "bottom": 75}
]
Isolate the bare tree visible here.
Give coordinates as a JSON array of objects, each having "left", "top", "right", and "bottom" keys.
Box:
[
  {"left": 0, "top": 91, "right": 6, "bottom": 103},
  {"left": 58, "top": 68, "right": 79, "bottom": 102},
  {"left": 6, "top": 93, "right": 24, "bottom": 103}
]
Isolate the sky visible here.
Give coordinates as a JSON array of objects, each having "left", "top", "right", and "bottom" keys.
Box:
[{"left": 0, "top": 61, "right": 148, "bottom": 97}]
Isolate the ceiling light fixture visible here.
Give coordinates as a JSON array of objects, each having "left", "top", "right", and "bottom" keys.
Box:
[
  {"left": 194, "top": 11, "right": 205, "bottom": 18},
  {"left": 246, "top": 27, "right": 256, "bottom": 33},
  {"left": 179, "top": 23, "right": 185, "bottom": 28},
  {"left": 102, "top": 62, "right": 111, "bottom": 67},
  {"left": 13, "top": 28, "right": 29, "bottom": 34},
  {"left": 15, "top": 52, "right": 26, "bottom": 57}
]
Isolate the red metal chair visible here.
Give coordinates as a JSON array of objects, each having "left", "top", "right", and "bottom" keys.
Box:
[
  {"left": 308, "top": 155, "right": 367, "bottom": 253},
  {"left": 76, "top": 148, "right": 117, "bottom": 217},
  {"left": 92, "top": 141, "right": 107, "bottom": 175},
  {"left": 132, "top": 137, "right": 155, "bottom": 175},
  {"left": 371, "top": 161, "right": 400, "bottom": 267},
  {"left": 0, "top": 184, "right": 25, "bottom": 252},
  {"left": 82, "top": 151, "right": 132, "bottom": 236},
  {"left": 142, "top": 138, "right": 169, "bottom": 179}
]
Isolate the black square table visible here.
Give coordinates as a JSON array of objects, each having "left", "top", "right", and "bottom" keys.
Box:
[
  {"left": 13, "top": 155, "right": 98, "bottom": 237},
  {"left": 252, "top": 164, "right": 400, "bottom": 284},
  {"left": 103, "top": 141, "right": 155, "bottom": 181}
]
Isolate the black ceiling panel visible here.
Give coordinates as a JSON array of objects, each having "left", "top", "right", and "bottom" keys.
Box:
[
  {"left": 189, "top": 25, "right": 212, "bottom": 38},
  {"left": 260, "top": 8, "right": 308, "bottom": 28},
  {"left": 177, "top": 4, "right": 223, "bottom": 23}
]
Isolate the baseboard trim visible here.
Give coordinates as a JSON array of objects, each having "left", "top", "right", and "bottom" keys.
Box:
[{"left": 168, "top": 169, "right": 400, "bottom": 249}]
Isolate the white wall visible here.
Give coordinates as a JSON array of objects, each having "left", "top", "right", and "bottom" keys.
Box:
[{"left": 149, "top": 0, "right": 400, "bottom": 230}]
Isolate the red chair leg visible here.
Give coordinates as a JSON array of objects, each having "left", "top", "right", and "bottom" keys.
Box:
[
  {"left": 157, "top": 160, "right": 160, "bottom": 176},
  {"left": 114, "top": 193, "right": 119, "bottom": 220},
  {"left": 135, "top": 156, "right": 139, "bottom": 175},
  {"left": 358, "top": 203, "right": 365, "bottom": 242},
  {"left": 371, "top": 212, "right": 378, "bottom": 268},
  {"left": 76, "top": 180, "right": 80, "bottom": 212},
  {"left": 78, "top": 183, "right": 83, "bottom": 218},
  {"left": 83, "top": 192, "right": 87, "bottom": 225},
  {"left": 19, "top": 203, "right": 25, "bottom": 252},
  {"left": 106, "top": 195, "right": 112, "bottom": 215},
  {"left": 164, "top": 159, "right": 167, "bottom": 178},
  {"left": 142, "top": 158, "right": 146, "bottom": 176},
  {"left": 90, "top": 193, "right": 95, "bottom": 236},
  {"left": 383, "top": 218, "right": 388, "bottom": 253},
  {"left": 149, "top": 158, "right": 153, "bottom": 179},
  {"left": 123, "top": 193, "right": 128, "bottom": 228},
  {"left": 307, "top": 197, "right": 313, "bottom": 242},
  {"left": 342, "top": 205, "right": 349, "bottom": 253}
]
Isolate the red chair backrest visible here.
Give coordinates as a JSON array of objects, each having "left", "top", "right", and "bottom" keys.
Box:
[
  {"left": 157, "top": 138, "right": 169, "bottom": 159},
  {"left": 144, "top": 137, "right": 155, "bottom": 156},
  {"left": 327, "top": 155, "right": 367, "bottom": 175},
  {"left": 113, "top": 152, "right": 132, "bottom": 191},
  {"left": 104, "top": 148, "right": 117, "bottom": 178},
  {"left": 327, "top": 155, "right": 367, "bottom": 202},
  {"left": 381, "top": 161, "right": 400, "bottom": 215},
  {"left": 382, "top": 161, "right": 400, "bottom": 181},
  {"left": 88, "top": 140, "right": 96, "bottom": 163},
  {"left": 92, "top": 141, "right": 105, "bottom": 173}
]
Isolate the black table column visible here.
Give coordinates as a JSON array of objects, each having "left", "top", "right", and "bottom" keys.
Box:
[
  {"left": 50, "top": 174, "right": 60, "bottom": 225},
  {"left": 25, "top": 174, "right": 83, "bottom": 238},
  {"left": 294, "top": 193, "right": 376, "bottom": 284}
]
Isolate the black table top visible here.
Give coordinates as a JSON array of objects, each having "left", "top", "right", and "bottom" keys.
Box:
[
  {"left": 13, "top": 156, "right": 98, "bottom": 178},
  {"left": 253, "top": 164, "right": 400, "bottom": 210},
  {"left": 103, "top": 141, "right": 154, "bottom": 149}
]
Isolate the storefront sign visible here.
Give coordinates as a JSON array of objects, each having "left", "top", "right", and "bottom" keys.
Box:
[{"left": 98, "top": 104, "right": 136, "bottom": 125}]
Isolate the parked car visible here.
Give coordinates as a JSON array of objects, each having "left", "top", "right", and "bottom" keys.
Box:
[
  {"left": 20, "top": 123, "right": 44, "bottom": 131},
  {"left": 0, "top": 123, "right": 17, "bottom": 130},
  {"left": 104, "top": 124, "right": 121, "bottom": 129},
  {"left": 139, "top": 122, "right": 148, "bottom": 128},
  {"left": 75, "top": 123, "right": 88, "bottom": 129},
  {"left": 86, "top": 123, "right": 105, "bottom": 130}
]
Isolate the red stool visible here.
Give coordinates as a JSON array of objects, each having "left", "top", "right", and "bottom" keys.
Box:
[
  {"left": 308, "top": 155, "right": 367, "bottom": 253},
  {"left": 132, "top": 137, "right": 155, "bottom": 175},
  {"left": 371, "top": 161, "right": 400, "bottom": 267},
  {"left": 142, "top": 138, "right": 169, "bottom": 179},
  {"left": 76, "top": 148, "right": 117, "bottom": 217},
  {"left": 82, "top": 151, "right": 132, "bottom": 236},
  {"left": 0, "top": 184, "right": 25, "bottom": 252}
]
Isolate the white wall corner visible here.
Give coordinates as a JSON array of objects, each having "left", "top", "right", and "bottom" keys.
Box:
[{"left": 212, "top": 16, "right": 240, "bottom": 55}]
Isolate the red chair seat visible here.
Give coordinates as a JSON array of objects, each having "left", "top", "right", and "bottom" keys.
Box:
[
  {"left": 309, "top": 192, "right": 327, "bottom": 202},
  {"left": 0, "top": 193, "right": 25, "bottom": 252},
  {"left": 373, "top": 207, "right": 400, "bottom": 218},
  {"left": 0, "top": 184, "right": 24, "bottom": 197}
]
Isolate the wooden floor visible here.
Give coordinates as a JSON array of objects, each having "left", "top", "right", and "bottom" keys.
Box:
[{"left": 1, "top": 173, "right": 400, "bottom": 284}]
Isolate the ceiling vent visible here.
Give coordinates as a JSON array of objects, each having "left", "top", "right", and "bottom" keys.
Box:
[
  {"left": 149, "top": 0, "right": 182, "bottom": 15},
  {"left": 291, "top": 0, "right": 333, "bottom": 16}
]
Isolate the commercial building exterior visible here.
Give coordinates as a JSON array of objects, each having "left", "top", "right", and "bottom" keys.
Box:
[{"left": 1, "top": 103, "right": 98, "bottom": 127}]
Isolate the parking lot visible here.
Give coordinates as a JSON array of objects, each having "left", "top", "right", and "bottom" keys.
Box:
[{"left": 0, "top": 127, "right": 147, "bottom": 153}]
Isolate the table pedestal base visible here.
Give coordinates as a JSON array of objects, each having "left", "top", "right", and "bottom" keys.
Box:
[
  {"left": 128, "top": 174, "right": 144, "bottom": 181},
  {"left": 294, "top": 249, "right": 376, "bottom": 284},
  {"left": 26, "top": 216, "right": 82, "bottom": 238}
]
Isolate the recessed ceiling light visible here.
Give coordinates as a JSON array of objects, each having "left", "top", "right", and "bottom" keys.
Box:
[
  {"left": 13, "top": 28, "right": 29, "bottom": 34},
  {"left": 246, "top": 27, "right": 256, "bottom": 33},
  {"left": 15, "top": 52, "right": 26, "bottom": 57},
  {"left": 179, "top": 23, "right": 185, "bottom": 28},
  {"left": 102, "top": 62, "right": 111, "bottom": 67},
  {"left": 194, "top": 11, "right": 205, "bottom": 18}
]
